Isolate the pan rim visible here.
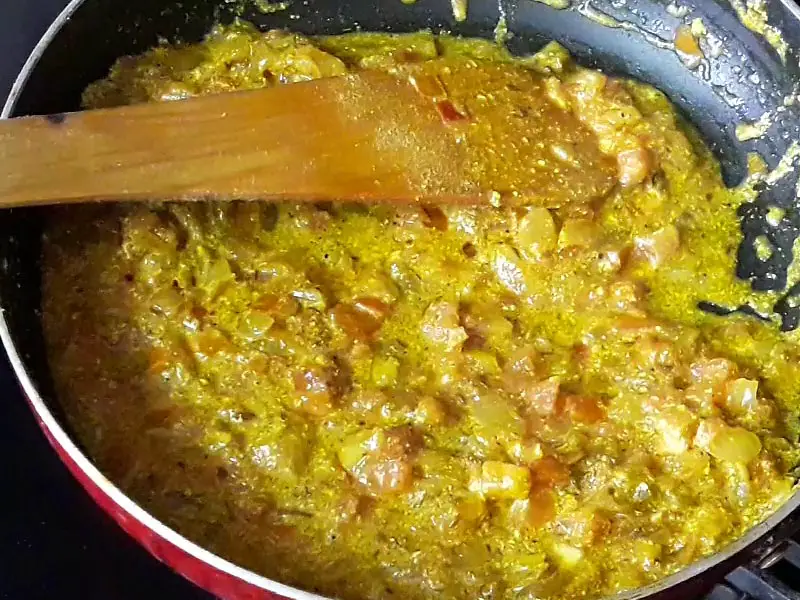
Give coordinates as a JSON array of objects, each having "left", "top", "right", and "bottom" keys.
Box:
[{"left": 2, "top": 1, "right": 800, "bottom": 598}]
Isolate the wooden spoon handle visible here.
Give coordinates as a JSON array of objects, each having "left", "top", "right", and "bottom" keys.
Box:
[{"left": 0, "top": 72, "right": 476, "bottom": 208}]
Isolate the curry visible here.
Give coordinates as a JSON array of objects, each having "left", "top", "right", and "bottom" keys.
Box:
[{"left": 42, "top": 23, "right": 800, "bottom": 600}]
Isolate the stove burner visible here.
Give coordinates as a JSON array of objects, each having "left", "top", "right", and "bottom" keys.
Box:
[{"left": 707, "top": 539, "right": 800, "bottom": 600}]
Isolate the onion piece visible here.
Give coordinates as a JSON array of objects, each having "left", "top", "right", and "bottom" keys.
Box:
[
  {"left": 693, "top": 417, "right": 726, "bottom": 450},
  {"left": 558, "top": 218, "right": 598, "bottom": 250},
  {"left": 517, "top": 207, "right": 558, "bottom": 260},
  {"left": 552, "top": 543, "right": 584, "bottom": 569},
  {"left": 633, "top": 224, "right": 680, "bottom": 268},
  {"left": 653, "top": 405, "right": 695, "bottom": 455},
  {"left": 724, "top": 378, "right": 759, "bottom": 414},
  {"left": 708, "top": 426, "right": 762, "bottom": 464},
  {"left": 371, "top": 355, "right": 399, "bottom": 388},
  {"left": 520, "top": 378, "right": 561, "bottom": 415},
  {"left": 332, "top": 297, "right": 390, "bottom": 341},
  {"left": 528, "top": 489, "right": 557, "bottom": 528},
  {"left": 469, "top": 461, "right": 531, "bottom": 499},
  {"left": 491, "top": 245, "right": 529, "bottom": 296},
  {"left": 617, "top": 146, "right": 653, "bottom": 187},
  {"left": 408, "top": 73, "right": 446, "bottom": 99},
  {"left": 238, "top": 310, "right": 275, "bottom": 341},
  {"left": 689, "top": 358, "right": 736, "bottom": 385},
  {"left": 150, "top": 288, "right": 184, "bottom": 317},
  {"left": 421, "top": 301, "right": 468, "bottom": 350}
]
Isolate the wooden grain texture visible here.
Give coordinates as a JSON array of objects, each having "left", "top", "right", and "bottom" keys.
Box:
[{"left": 0, "top": 72, "right": 481, "bottom": 208}]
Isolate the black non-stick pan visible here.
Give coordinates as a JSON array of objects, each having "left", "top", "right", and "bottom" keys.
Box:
[{"left": 3, "top": 0, "right": 800, "bottom": 598}]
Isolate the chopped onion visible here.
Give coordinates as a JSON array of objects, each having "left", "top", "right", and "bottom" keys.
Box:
[
  {"left": 371, "top": 355, "right": 399, "bottom": 388},
  {"left": 524, "top": 41, "right": 573, "bottom": 75},
  {"left": 471, "top": 396, "right": 523, "bottom": 450},
  {"left": 198, "top": 257, "right": 234, "bottom": 298},
  {"left": 544, "top": 77, "right": 570, "bottom": 110},
  {"left": 337, "top": 430, "right": 375, "bottom": 473},
  {"left": 558, "top": 219, "right": 599, "bottom": 250},
  {"left": 469, "top": 461, "right": 531, "bottom": 499},
  {"left": 565, "top": 69, "right": 607, "bottom": 103},
  {"left": 597, "top": 248, "right": 624, "bottom": 273},
  {"left": 150, "top": 288, "right": 183, "bottom": 317},
  {"left": 633, "top": 224, "right": 680, "bottom": 268},
  {"left": 708, "top": 426, "right": 762, "bottom": 464},
  {"left": 239, "top": 310, "right": 275, "bottom": 340},
  {"left": 462, "top": 350, "right": 499, "bottom": 376},
  {"left": 492, "top": 245, "right": 529, "bottom": 296},
  {"left": 724, "top": 378, "right": 759, "bottom": 414},
  {"left": 291, "top": 287, "right": 327, "bottom": 311},
  {"left": 552, "top": 542, "right": 584, "bottom": 569},
  {"left": 408, "top": 74, "right": 446, "bottom": 99},
  {"left": 693, "top": 417, "right": 726, "bottom": 451},
  {"left": 190, "top": 328, "right": 233, "bottom": 358},
  {"left": 414, "top": 396, "right": 447, "bottom": 426},
  {"left": 421, "top": 301, "right": 468, "bottom": 350},
  {"left": 517, "top": 207, "right": 558, "bottom": 260},
  {"left": 563, "top": 395, "right": 606, "bottom": 424},
  {"left": 333, "top": 297, "right": 390, "bottom": 341},
  {"left": 654, "top": 405, "right": 695, "bottom": 455},
  {"left": 520, "top": 377, "right": 561, "bottom": 415},
  {"left": 528, "top": 489, "right": 557, "bottom": 528},
  {"left": 457, "top": 496, "right": 487, "bottom": 526},
  {"left": 617, "top": 146, "right": 653, "bottom": 187},
  {"left": 508, "top": 439, "right": 545, "bottom": 465},
  {"left": 338, "top": 427, "right": 419, "bottom": 494},
  {"left": 608, "top": 279, "right": 644, "bottom": 313},
  {"left": 689, "top": 357, "right": 736, "bottom": 385}
]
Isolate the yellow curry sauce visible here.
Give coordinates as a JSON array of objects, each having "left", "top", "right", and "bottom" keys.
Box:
[{"left": 42, "top": 23, "right": 800, "bottom": 600}]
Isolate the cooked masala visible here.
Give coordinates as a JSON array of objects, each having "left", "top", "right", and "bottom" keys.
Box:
[{"left": 42, "top": 23, "right": 800, "bottom": 600}]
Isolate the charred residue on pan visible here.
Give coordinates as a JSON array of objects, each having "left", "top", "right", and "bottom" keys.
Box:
[{"left": 44, "top": 112, "right": 67, "bottom": 125}]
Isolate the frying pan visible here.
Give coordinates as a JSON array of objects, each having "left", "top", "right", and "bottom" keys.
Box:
[{"left": 3, "top": 0, "right": 800, "bottom": 598}]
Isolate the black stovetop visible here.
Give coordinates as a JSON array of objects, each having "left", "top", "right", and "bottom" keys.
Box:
[{"left": 2, "top": 3, "right": 800, "bottom": 600}]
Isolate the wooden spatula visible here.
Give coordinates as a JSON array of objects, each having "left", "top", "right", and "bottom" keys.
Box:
[{"left": 0, "top": 71, "right": 615, "bottom": 208}]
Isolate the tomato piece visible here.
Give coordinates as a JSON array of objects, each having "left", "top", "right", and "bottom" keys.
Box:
[
  {"left": 190, "top": 328, "right": 233, "bottom": 357},
  {"left": 530, "top": 456, "right": 570, "bottom": 491},
  {"left": 333, "top": 297, "right": 390, "bottom": 341},
  {"left": 294, "top": 368, "right": 334, "bottom": 416},
  {"left": 252, "top": 294, "right": 299, "bottom": 320},
  {"left": 562, "top": 395, "right": 605, "bottom": 424},
  {"left": 436, "top": 99, "right": 468, "bottom": 122},
  {"left": 353, "top": 297, "right": 391, "bottom": 323},
  {"left": 528, "top": 488, "right": 557, "bottom": 528}
]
